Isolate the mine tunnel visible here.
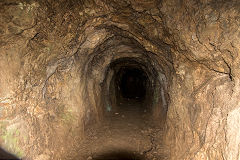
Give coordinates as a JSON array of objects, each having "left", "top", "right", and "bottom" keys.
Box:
[
  {"left": 117, "top": 67, "right": 147, "bottom": 101},
  {"left": 1, "top": 0, "right": 240, "bottom": 160},
  {"left": 103, "top": 58, "right": 166, "bottom": 119}
]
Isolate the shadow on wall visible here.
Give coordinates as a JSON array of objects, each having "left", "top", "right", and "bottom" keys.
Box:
[
  {"left": 0, "top": 148, "right": 19, "bottom": 160},
  {"left": 92, "top": 150, "right": 145, "bottom": 160}
]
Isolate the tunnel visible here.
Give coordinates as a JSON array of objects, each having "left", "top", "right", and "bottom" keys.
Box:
[
  {"left": 102, "top": 58, "right": 161, "bottom": 118},
  {"left": 116, "top": 67, "right": 147, "bottom": 101},
  {"left": 1, "top": 0, "right": 240, "bottom": 160}
]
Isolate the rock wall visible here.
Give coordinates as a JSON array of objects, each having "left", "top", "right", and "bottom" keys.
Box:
[{"left": 160, "top": 0, "right": 240, "bottom": 159}]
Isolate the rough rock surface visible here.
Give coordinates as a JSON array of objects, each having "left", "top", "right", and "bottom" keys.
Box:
[{"left": 0, "top": 0, "right": 240, "bottom": 160}]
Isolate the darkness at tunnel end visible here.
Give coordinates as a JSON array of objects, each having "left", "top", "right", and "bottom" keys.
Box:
[{"left": 117, "top": 67, "right": 148, "bottom": 100}]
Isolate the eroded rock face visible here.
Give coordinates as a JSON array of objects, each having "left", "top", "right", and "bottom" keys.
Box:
[{"left": 0, "top": 0, "right": 240, "bottom": 159}]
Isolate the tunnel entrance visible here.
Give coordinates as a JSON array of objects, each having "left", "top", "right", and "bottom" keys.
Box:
[
  {"left": 81, "top": 55, "right": 167, "bottom": 158},
  {"left": 117, "top": 67, "right": 148, "bottom": 101},
  {"left": 105, "top": 58, "right": 154, "bottom": 114},
  {"left": 81, "top": 37, "right": 170, "bottom": 159}
]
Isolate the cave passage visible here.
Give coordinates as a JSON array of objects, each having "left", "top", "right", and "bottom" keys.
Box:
[
  {"left": 117, "top": 67, "right": 147, "bottom": 100},
  {"left": 104, "top": 58, "right": 157, "bottom": 116},
  {"left": 87, "top": 55, "right": 167, "bottom": 160},
  {"left": 1, "top": 1, "right": 238, "bottom": 160}
]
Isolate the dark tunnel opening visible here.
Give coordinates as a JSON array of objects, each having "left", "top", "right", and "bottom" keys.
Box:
[
  {"left": 104, "top": 58, "right": 154, "bottom": 114},
  {"left": 87, "top": 55, "right": 169, "bottom": 160},
  {"left": 85, "top": 35, "right": 170, "bottom": 122},
  {"left": 117, "top": 67, "right": 148, "bottom": 100}
]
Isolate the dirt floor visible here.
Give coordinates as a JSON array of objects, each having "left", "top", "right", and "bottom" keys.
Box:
[{"left": 75, "top": 99, "right": 167, "bottom": 160}]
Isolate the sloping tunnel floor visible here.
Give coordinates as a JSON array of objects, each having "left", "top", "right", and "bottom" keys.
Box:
[{"left": 75, "top": 100, "right": 167, "bottom": 160}]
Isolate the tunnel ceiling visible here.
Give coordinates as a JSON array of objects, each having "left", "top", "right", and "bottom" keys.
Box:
[
  {"left": 1, "top": 0, "right": 236, "bottom": 78},
  {"left": 1, "top": 0, "right": 240, "bottom": 160}
]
